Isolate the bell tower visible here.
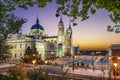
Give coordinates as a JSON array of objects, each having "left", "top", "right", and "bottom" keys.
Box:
[
  {"left": 57, "top": 16, "right": 64, "bottom": 57},
  {"left": 64, "top": 23, "right": 72, "bottom": 56},
  {"left": 58, "top": 16, "right": 64, "bottom": 43}
]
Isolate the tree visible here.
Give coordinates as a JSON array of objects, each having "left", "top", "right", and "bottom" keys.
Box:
[
  {"left": 8, "top": 0, "right": 119, "bottom": 23},
  {"left": 0, "top": 0, "right": 27, "bottom": 40},
  {"left": 27, "top": 68, "right": 52, "bottom": 80},
  {"left": 0, "top": 41, "right": 12, "bottom": 60},
  {"left": 0, "top": 0, "right": 27, "bottom": 57},
  {"left": 11, "top": 0, "right": 120, "bottom": 33},
  {"left": 107, "top": 24, "right": 120, "bottom": 33},
  {"left": 8, "top": 67, "right": 27, "bottom": 80},
  {"left": 24, "top": 45, "right": 38, "bottom": 63}
]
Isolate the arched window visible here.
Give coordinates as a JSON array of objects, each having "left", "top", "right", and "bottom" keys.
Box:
[
  {"left": 15, "top": 54, "right": 17, "bottom": 58},
  {"left": 20, "top": 53, "right": 22, "bottom": 56}
]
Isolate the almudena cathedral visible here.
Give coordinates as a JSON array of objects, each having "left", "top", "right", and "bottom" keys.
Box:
[{"left": 6, "top": 17, "right": 73, "bottom": 60}]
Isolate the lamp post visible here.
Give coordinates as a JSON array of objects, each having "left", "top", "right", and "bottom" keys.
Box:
[
  {"left": 91, "top": 51, "right": 95, "bottom": 66},
  {"left": 32, "top": 60, "right": 36, "bottom": 68},
  {"left": 113, "top": 62, "right": 118, "bottom": 80},
  {"left": 72, "top": 55, "right": 75, "bottom": 72},
  {"left": 51, "top": 51, "right": 54, "bottom": 61},
  {"left": 101, "top": 67, "right": 105, "bottom": 79},
  {"left": 108, "top": 56, "right": 112, "bottom": 80}
]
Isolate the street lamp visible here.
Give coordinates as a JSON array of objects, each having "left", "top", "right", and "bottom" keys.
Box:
[
  {"left": 32, "top": 60, "right": 36, "bottom": 68},
  {"left": 108, "top": 56, "right": 112, "bottom": 80},
  {"left": 72, "top": 55, "right": 75, "bottom": 72},
  {"left": 91, "top": 51, "right": 95, "bottom": 66},
  {"left": 113, "top": 62, "right": 118, "bottom": 80},
  {"left": 101, "top": 67, "right": 105, "bottom": 79},
  {"left": 117, "top": 57, "right": 120, "bottom": 60},
  {"left": 45, "top": 60, "right": 48, "bottom": 64},
  {"left": 114, "top": 63, "right": 118, "bottom": 67}
]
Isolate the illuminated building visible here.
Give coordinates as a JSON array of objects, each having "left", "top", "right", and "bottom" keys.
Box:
[{"left": 6, "top": 17, "right": 73, "bottom": 60}]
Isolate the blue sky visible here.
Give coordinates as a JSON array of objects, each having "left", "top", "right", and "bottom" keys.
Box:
[{"left": 14, "top": 2, "right": 120, "bottom": 50}]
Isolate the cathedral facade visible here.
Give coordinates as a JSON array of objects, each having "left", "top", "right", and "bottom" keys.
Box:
[{"left": 7, "top": 17, "right": 73, "bottom": 60}]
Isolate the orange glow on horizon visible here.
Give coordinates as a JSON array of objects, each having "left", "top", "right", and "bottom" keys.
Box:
[{"left": 73, "top": 36, "right": 120, "bottom": 50}]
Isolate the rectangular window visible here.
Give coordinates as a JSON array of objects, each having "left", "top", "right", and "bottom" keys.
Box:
[
  {"left": 20, "top": 44, "right": 22, "bottom": 48},
  {"left": 15, "top": 44, "right": 17, "bottom": 48},
  {"left": 25, "top": 44, "right": 27, "bottom": 48}
]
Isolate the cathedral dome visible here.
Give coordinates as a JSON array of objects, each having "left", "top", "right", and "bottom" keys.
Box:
[{"left": 31, "top": 18, "right": 44, "bottom": 30}]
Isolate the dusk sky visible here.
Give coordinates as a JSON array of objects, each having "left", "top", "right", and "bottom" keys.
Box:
[{"left": 14, "top": 2, "right": 120, "bottom": 50}]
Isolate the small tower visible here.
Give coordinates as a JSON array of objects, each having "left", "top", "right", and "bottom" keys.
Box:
[
  {"left": 57, "top": 16, "right": 65, "bottom": 57},
  {"left": 64, "top": 23, "right": 72, "bottom": 56}
]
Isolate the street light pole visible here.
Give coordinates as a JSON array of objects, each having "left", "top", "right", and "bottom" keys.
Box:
[
  {"left": 72, "top": 55, "right": 74, "bottom": 72},
  {"left": 108, "top": 56, "right": 112, "bottom": 80},
  {"left": 91, "top": 51, "right": 95, "bottom": 67},
  {"left": 113, "top": 62, "right": 118, "bottom": 80}
]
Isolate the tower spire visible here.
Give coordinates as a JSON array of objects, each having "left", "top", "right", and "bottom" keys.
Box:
[
  {"left": 69, "top": 22, "right": 71, "bottom": 29},
  {"left": 36, "top": 15, "right": 39, "bottom": 24},
  {"left": 59, "top": 15, "right": 63, "bottom": 23}
]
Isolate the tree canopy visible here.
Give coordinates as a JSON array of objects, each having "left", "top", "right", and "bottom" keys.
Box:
[
  {"left": 7, "top": 0, "right": 120, "bottom": 23},
  {"left": 0, "top": 0, "right": 26, "bottom": 56},
  {"left": 0, "top": 0, "right": 120, "bottom": 40},
  {"left": 0, "top": 0, "right": 27, "bottom": 41},
  {"left": 24, "top": 45, "right": 38, "bottom": 63}
]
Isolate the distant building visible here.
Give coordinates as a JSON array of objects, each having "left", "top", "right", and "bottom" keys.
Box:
[
  {"left": 108, "top": 44, "right": 120, "bottom": 56},
  {"left": 6, "top": 17, "right": 73, "bottom": 60},
  {"left": 80, "top": 50, "right": 108, "bottom": 55},
  {"left": 73, "top": 45, "right": 80, "bottom": 55},
  {"left": 108, "top": 44, "right": 120, "bottom": 75}
]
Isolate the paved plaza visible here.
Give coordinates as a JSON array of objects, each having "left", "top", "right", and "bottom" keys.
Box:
[{"left": 0, "top": 56, "right": 120, "bottom": 80}]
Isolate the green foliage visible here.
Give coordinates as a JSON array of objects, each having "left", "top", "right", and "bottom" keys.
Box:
[
  {"left": 8, "top": 67, "right": 27, "bottom": 80},
  {"left": 0, "top": 40, "right": 12, "bottom": 60},
  {"left": 7, "top": 65, "right": 70, "bottom": 80},
  {"left": 0, "top": 0, "right": 27, "bottom": 55},
  {"left": 0, "top": 13, "right": 26, "bottom": 58},
  {"left": 107, "top": 25, "right": 120, "bottom": 33},
  {"left": 2, "top": 0, "right": 118, "bottom": 24},
  {"left": 0, "top": 13, "right": 27, "bottom": 40},
  {"left": 107, "top": 25, "right": 114, "bottom": 32},
  {"left": 0, "top": 0, "right": 27, "bottom": 41},
  {"left": 55, "top": 0, "right": 120, "bottom": 23},
  {"left": 24, "top": 45, "right": 38, "bottom": 63},
  {"left": 0, "top": 74, "right": 15, "bottom": 80},
  {"left": 8, "top": 66, "right": 52, "bottom": 80},
  {"left": 27, "top": 68, "right": 52, "bottom": 80}
]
